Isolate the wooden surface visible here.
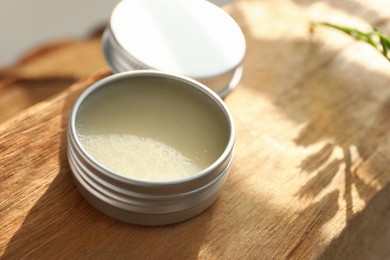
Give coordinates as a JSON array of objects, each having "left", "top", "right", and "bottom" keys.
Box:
[
  {"left": 1, "top": 0, "right": 390, "bottom": 259},
  {"left": 0, "top": 30, "right": 107, "bottom": 124}
]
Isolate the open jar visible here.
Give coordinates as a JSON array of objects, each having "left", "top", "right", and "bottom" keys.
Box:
[{"left": 67, "top": 71, "right": 235, "bottom": 225}]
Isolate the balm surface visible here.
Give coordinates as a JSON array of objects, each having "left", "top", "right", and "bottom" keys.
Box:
[{"left": 76, "top": 77, "right": 229, "bottom": 181}]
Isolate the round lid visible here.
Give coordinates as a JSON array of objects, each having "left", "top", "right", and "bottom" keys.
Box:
[{"left": 110, "top": 0, "right": 246, "bottom": 79}]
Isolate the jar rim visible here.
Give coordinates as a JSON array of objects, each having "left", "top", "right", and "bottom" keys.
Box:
[{"left": 69, "top": 70, "right": 235, "bottom": 187}]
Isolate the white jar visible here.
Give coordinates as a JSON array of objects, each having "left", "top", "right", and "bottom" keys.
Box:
[{"left": 102, "top": 0, "right": 246, "bottom": 97}]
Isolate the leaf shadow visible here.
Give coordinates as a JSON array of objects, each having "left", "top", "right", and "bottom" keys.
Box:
[
  {"left": 235, "top": 0, "right": 390, "bottom": 236},
  {"left": 298, "top": 142, "right": 334, "bottom": 173},
  {"left": 296, "top": 158, "right": 341, "bottom": 199},
  {"left": 320, "top": 182, "right": 390, "bottom": 259}
]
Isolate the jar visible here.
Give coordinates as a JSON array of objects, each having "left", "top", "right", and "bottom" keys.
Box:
[
  {"left": 67, "top": 70, "right": 235, "bottom": 225},
  {"left": 102, "top": 0, "right": 246, "bottom": 97}
]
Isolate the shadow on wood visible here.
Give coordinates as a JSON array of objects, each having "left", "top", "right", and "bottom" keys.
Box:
[
  {"left": 231, "top": 2, "right": 390, "bottom": 257},
  {"left": 320, "top": 182, "right": 390, "bottom": 259}
]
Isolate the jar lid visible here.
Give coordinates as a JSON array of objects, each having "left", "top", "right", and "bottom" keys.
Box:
[{"left": 103, "top": 0, "right": 246, "bottom": 97}]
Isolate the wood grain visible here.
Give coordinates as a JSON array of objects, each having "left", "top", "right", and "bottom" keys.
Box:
[
  {"left": 0, "top": 30, "right": 108, "bottom": 124},
  {"left": 1, "top": 31, "right": 107, "bottom": 79},
  {"left": 0, "top": 77, "right": 75, "bottom": 123},
  {"left": 1, "top": 0, "right": 390, "bottom": 259}
]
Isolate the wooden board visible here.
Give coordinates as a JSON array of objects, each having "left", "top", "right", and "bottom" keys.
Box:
[
  {"left": 1, "top": 0, "right": 390, "bottom": 259},
  {"left": 0, "top": 29, "right": 107, "bottom": 124}
]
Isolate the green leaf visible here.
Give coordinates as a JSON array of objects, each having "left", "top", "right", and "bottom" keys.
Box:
[{"left": 312, "top": 22, "right": 390, "bottom": 61}]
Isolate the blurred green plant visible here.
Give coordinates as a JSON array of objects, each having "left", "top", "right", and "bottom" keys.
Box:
[{"left": 311, "top": 22, "right": 390, "bottom": 61}]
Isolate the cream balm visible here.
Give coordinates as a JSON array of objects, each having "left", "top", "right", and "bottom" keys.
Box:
[
  {"left": 75, "top": 74, "right": 228, "bottom": 181},
  {"left": 102, "top": 0, "right": 246, "bottom": 97},
  {"left": 67, "top": 71, "right": 235, "bottom": 225}
]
